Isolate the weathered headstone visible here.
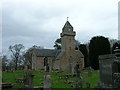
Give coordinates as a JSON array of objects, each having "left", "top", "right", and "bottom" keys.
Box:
[
  {"left": 24, "top": 65, "right": 29, "bottom": 86},
  {"left": 76, "top": 76, "right": 83, "bottom": 89},
  {"left": 24, "top": 65, "right": 34, "bottom": 88},
  {"left": 99, "top": 47, "right": 120, "bottom": 88},
  {"left": 112, "top": 60, "right": 120, "bottom": 74},
  {"left": 43, "top": 74, "right": 51, "bottom": 89},
  {"left": 28, "top": 71, "right": 34, "bottom": 88},
  {"left": 75, "top": 62, "right": 83, "bottom": 88},
  {"left": 75, "top": 62, "right": 80, "bottom": 78},
  {"left": 88, "top": 67, "right": 92, "bottom": 77},
  {"left": 112, "top": 60, "right": 120, "bottom": 88},
  {"left": 99, "top": 54, "right": 116, "bottom": 87},
  {"left": 113, "top": 73, "right": 120, "bottom": 88}
]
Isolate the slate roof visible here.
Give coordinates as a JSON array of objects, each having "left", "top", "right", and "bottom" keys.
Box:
[
  {"left": 63, "top": 21, "right": 73, "bottom": 30},
  {"left": 56, "top": 50, "right": 65, "bottom": 60},
  {"left": 76, "top": 50, "right": 84, "bottom": 58},
  {"left": 35, "top": 49, "right": 61, "bottom": 57}
]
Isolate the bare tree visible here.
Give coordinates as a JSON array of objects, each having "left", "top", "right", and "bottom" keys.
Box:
[
  {"left": 2, "top": 55, "right": 8, "bottom": 71},
  {"left": 9, "top": 44, "right": 24, "bottom": 70}
]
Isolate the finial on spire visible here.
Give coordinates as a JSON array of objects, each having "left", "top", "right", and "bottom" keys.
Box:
[{"left": 67, "top": 17, "right": 69, "bottom": 21}]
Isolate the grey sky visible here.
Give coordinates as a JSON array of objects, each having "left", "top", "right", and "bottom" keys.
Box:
[{"left": 2, "top": 0, "right": 119, "bottom": 55}]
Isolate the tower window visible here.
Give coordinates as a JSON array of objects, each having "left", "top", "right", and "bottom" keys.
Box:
[{"left": 68, "top": 29, "right": 71, "bottom": 31}]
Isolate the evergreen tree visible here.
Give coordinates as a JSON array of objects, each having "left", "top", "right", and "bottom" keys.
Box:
[
  {"left": 79, "top": 44, "right": 89, "bottom": 67},
  {"left": 54, "top": 38, "right": 61, "bottom": 49},
  {"left": 89, "top": 36, "right": 111, "bottom": 70}
]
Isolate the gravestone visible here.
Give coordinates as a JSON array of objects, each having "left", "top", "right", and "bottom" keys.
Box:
[
  {"left": 44, "top": 60, "right": 51, "bottom": 89},
  {"left": 88, "top": 67, "right": 92, "bottom": 77},
  {"left": 113, "top": 73, "right": 120, "bottom": 88},
  {"left": 75, "top": 62, "right": 80, "bottom": 78},
  {"left": 24, "top": 65, "right": 29, "bottom": 86},
  {"left": 112, "top": 60, "right": 120, "bottom": 88},
  {"left": 43, "top": 74, "right": 51, "bottom": 89},
  {"left": 99, "top": 54, "right": 116, "bottom": 87},
  {"left": 99, "top": 47, "right": 120, "bottom": 88},
  {"left": 112, "top": 60, "right": 120, "bottom": 74},
  {"left": 76, "top": 76, "right": 83, "bottom": 89},
  {"left": 24, "top": 65, "right": 34, "bottom": 88},
  {"left": 28, "top": 71, "right": 34, "bottom": 88},
  {"left": 75, "top": 62, "right": 83, "bottom": 88}
]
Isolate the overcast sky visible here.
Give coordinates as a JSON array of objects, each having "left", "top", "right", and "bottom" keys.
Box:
[{"left": 2, "top": 0, "right": 119, "bottom": 55}]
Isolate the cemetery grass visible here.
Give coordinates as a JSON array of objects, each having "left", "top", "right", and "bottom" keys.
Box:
[{"left": 2, "top": 70, "right": 99, "bottom": 88}]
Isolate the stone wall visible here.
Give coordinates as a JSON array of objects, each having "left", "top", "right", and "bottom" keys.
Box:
[
  {"left": 59, "top": 51, "right": 84, "bottom": 72},
  {"left": 35, "top": 56, "right": 54, "bottom": 70},
  {"left": 53, "top": 60, "right": 60, "bottom": 70}
]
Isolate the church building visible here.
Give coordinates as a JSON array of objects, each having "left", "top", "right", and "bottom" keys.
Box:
[{"left": 32, "top": 20, "right": 84, "bottom": 72}]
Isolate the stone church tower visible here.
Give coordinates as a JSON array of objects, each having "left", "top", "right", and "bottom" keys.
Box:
[
  {"left": 55, "top": 20, "right": 84, "bottom": 73},
  {"left": 31, "top": 20, "right": 84, "bottom": 72}
]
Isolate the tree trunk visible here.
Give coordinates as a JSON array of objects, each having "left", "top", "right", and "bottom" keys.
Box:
[{"left": 15, "top": 58, "right": 18, "bottom": 70}]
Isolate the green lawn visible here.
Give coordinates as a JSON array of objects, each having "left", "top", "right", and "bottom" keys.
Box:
[{"left": 2, "top": 70, "right": 99, "bottom": 88}]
